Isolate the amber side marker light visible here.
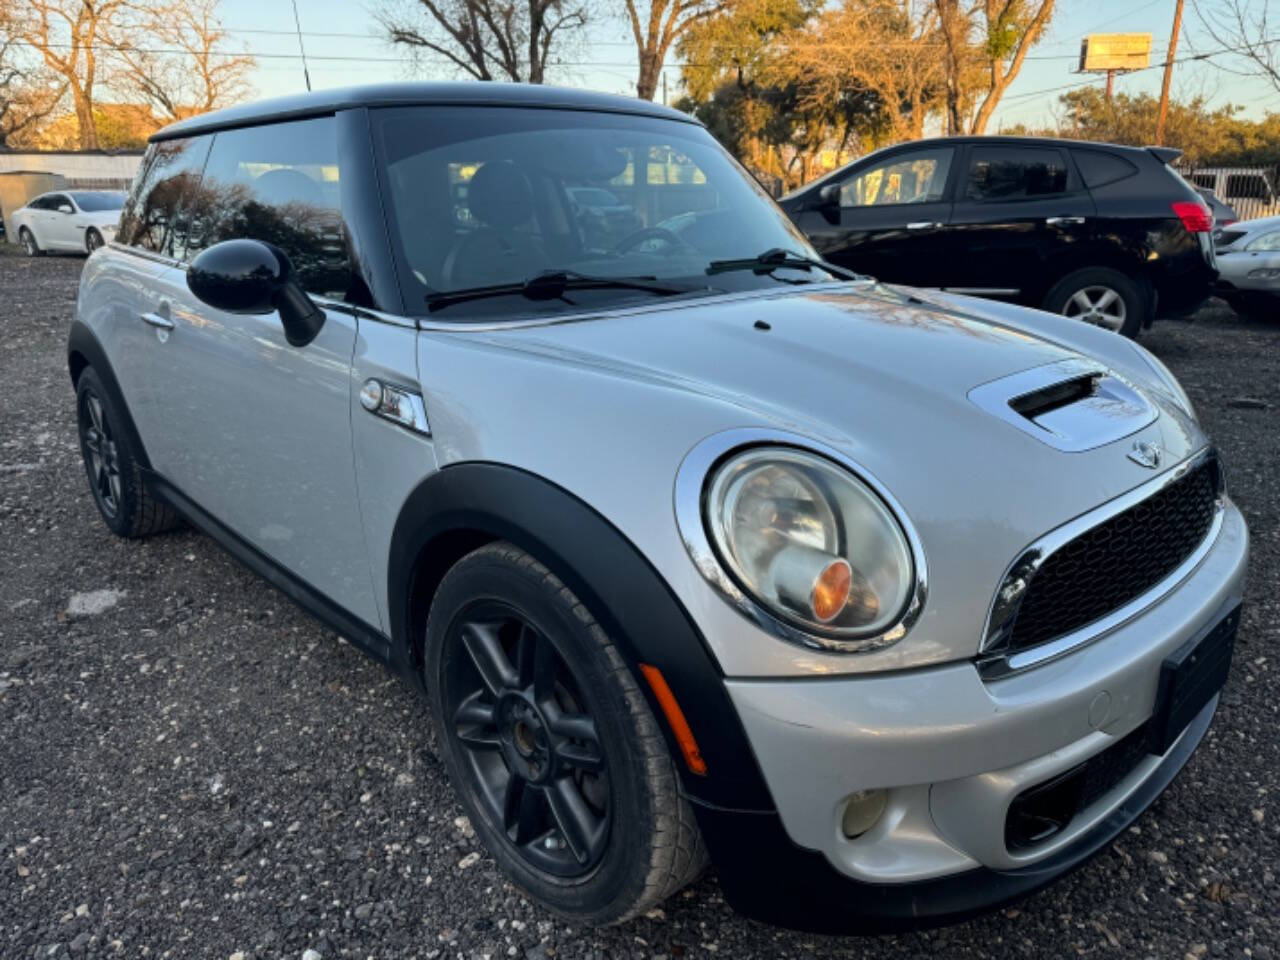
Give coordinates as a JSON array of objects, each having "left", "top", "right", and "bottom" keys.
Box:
[{"left": 639, "top": 663, "right": 708, "bottom": 776}]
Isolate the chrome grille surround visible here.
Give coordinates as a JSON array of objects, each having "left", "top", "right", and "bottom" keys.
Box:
[{"left": 978, "top": 448, "right": 1224, "bottom": 679}]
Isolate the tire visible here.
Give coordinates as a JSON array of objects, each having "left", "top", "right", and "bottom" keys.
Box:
[
  {"left": 424, "top": 541, "right": 706, "bottom": 925},
  {"left": 19, "top": 227, "right": 43, "bottom": 257},
  {"left": 85, "top": 228, "right": 104, "bottom": 254},
  {"left": 1042, "top": 267, "right": 1144, "bottom": 338},
  {"left": 75, "top": 367, "right": 179, "bottom": 538}
]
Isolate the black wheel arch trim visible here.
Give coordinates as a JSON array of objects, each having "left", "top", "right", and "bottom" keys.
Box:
[
  {"left": 67, "top": 320, "right": 152, "bottom": 472},
  {"left": 387, "top": 460, "right": 775, "bottom": 812}
]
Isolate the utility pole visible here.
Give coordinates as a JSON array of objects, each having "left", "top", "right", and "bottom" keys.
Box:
[
  {"left": 1155, "top": 0, "right": 1186, "bottom": 145},
  {"left": 1105, "top": 69, "right": 1115, "bottom": 100},
  {"left": 662, "top": 70, "right": 668, "bottom": 106}
]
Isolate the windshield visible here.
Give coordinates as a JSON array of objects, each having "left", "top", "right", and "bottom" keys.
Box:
[
  {"left": 69, "top": 191, "right": 125, "bottom": 212},
  {"left": 371, "top": 105, "right": 835, "bottom": 319}
]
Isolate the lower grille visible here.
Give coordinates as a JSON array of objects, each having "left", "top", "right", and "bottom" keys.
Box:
[
  {"left": 1006, "top": 722, "right": 1150, "bottom": 851},
  {"left": 1003, "top": 459, "right": 1220, "bottom": 653}
]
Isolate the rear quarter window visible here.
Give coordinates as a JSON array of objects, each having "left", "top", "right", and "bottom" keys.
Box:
[
  {"left": 964, "top": 146, "right": 1069, "bottom": 201},
  {"left": 1071, "top": 150, "right": 1139, "bottom": 189}
]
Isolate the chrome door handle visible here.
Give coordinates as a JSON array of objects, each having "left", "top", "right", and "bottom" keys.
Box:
[
  {"left": 906, "top": 221, "right": 942, "bottom": 230},
  {"left": 139, "top": 311, "right": 174, "bottom": 330},
  {"left": 1045, "top": 216, "right": 1086, "bottom": 226}
]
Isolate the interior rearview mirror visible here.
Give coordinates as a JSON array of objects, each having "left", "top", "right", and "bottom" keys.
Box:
[{"left": 186, "top": 239, "right": 326, "bottom": 347}]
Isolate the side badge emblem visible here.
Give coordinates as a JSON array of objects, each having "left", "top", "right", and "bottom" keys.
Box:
[{"left": 1127, "top": 439, "right": 1163, "bottom": 469}]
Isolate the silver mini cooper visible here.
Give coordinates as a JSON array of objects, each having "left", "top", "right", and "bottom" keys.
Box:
[{"left": 70, "top": 84, "right": 1248, "bottom": 933}]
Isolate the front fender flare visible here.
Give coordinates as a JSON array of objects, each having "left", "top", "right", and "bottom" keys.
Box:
[{"left": 387, "top": 461, "right": 773, "bottom": 811}]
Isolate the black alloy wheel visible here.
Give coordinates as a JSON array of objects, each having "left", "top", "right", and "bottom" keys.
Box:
[
  {"left": 78, "top": 385, "right": 123, "bottom": 518},
  {"left": 443, "top": 601, "right": 610, "bottom": 877}
]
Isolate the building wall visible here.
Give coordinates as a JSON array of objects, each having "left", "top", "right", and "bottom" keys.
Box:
[{"left": 0, "top": 152, "right": 143, "bottom": 190}]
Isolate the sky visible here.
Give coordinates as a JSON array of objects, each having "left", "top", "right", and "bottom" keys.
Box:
[{"left": 220, "top": 0, "right": 1279, "bottom": 130}]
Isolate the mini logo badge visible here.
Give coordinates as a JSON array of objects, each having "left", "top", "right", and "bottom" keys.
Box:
[{"left": 1128, "top": 439, "right": 1163, "bottom": 469}]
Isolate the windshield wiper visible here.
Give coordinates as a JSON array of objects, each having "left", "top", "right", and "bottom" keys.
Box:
[
  {"left": 706, "top": 247, "right": 864, "bottom": 281},
  {"left": 425, "top": 269, "right": 711, "bottom": 313}
]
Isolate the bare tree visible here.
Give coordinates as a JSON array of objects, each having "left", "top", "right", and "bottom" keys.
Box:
[
  {"left": 623, "top": 0, "right": 720, "bottom": 101},
  {"left": 19, "top": 0, "right": 129, "bottom": 149},
  {"left": 379, "top": 0, "right": 591, "bottom": 83},
  {"left": 969, "top": 0, "right": 1056, "bottom": 134},
  {"left": 108, "top": 0, "right": 254, "bottom": 121},
  {"left": 780, "top": 0, "right": 946, "bottom": 144},
  {"left": 1193, "top": 0, "right": 1279, "bottom": 94},
  {"left": 0, "top": 10, "right": 66, "bottom": 147}
]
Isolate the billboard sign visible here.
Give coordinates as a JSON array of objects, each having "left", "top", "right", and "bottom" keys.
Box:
[{"left": 1079, "top": 33, "right": 1152, "bottom": 72}]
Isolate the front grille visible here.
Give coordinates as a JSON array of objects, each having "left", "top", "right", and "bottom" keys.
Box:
[{"left": 1006, "top": 460, "right": 1219, "bottom": 652}]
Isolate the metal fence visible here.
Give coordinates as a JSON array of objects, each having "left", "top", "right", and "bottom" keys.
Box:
[{"left": 1177, "top": 162, "right": 1280, "bottom": 222}]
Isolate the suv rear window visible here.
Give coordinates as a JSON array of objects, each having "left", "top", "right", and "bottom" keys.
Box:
[
  {"left": 1071, "top": 150, "right": 1138, "bottom": 189},
  {"left": 965, "top": 146, "right": 1068, "bottom": 201}
]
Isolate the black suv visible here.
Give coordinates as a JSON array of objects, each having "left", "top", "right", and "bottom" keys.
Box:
[{"left": 779, "top": 137, "right": 1216, "bottom": 337}]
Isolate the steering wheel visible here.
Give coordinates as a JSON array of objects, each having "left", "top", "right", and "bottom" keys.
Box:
[{"left": 612, "top": 226, "right": 695, "bottom": 256}]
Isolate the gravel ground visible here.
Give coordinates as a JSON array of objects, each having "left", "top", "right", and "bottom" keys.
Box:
[{"left": 1, "top": 248, "right": 1277, "bottom": 960}]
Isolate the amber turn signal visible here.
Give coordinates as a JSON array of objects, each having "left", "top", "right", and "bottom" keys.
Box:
[
  {"left": 811, "top": 558, "right": 853, "bottom": 622},
  {"left": 639, "top": 663, "right": 708, "bottom": 776}
]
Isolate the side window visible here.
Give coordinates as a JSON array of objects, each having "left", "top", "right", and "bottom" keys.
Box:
[
  {"left": 965, "top": 146, "right": 1069, "bottom": 201},
  {"left": 193, "top": 116, "right": 350, "bottom": 299},
  {"left": 119, "top": 136, "right": 213, "bottom": 256},
  {"left": 1072, "top": 149, "right": 1138, "bottom": 189},
  {"left": 27, "top": 195, "right": 51, "bottom": 210},
  {"left": 46, "top": 194, "right": 71, "bottom": 211},
  {"left": 839, "top": 149, "right": 954, "bottom": 207}
]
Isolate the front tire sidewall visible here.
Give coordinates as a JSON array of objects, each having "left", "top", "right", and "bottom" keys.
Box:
[
  {"left": 76, "top": 368, "right": 141, "bottom": 537},
  {"left": 85, "top": 229, "right": 103, "bottom": 254},
  {"left": 1044, "top": 267, "right": 1144, "bottom": 338},
  {"left": 424, "top": 546, "right": 667, "bottom": 924}
]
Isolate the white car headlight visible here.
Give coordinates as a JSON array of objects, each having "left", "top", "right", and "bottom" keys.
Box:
[
  {"left": 1245, "top": 230, "right": 1280, "bottom": 252},
  {"left": 701, "top": 446, "right": 917, "bottom": 648}
]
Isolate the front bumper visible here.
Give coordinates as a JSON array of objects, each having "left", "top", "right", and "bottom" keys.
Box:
[{"left": 704, "top": 500, "right": 1247, "bottom": 931}]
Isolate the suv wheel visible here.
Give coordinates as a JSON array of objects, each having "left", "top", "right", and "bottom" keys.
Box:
[
  {"left": 76, "top": 367, "right": 179, "bottom": 538},
  {"left": 424, "top": 542, "right": 705, "bottom": 925},
  {"left": 1043, "top": 267, "right": 1144, "bottom": 337},
  {"left": 19, "top": 227, "right": 43, "bottom": 257}
]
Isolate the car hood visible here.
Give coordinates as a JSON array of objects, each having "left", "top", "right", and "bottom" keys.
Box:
[{"left": 418, "top": 284, "right": 1208, "bottom": 675}]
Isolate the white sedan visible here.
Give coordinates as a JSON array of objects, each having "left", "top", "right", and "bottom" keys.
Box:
[
  {"left": 1215, "top": 214, "right": 1280, "bottom": 320},
  {"left": 9, "top": 190, "right": 125, "bottom": 256}
]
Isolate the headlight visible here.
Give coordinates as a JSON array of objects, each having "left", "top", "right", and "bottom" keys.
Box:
[
  {"left": 1130, "top": 342, "right": 1196, "bottom": 421},
  {"left": 703, "top": 447, "right": 917, "bottom": 647},
  {"left": 1245, "top": 230, "right": 1280, "bottom": 252}
]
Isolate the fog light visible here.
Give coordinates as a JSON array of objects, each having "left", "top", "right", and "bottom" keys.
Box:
[{"left": 841, "top": 789, "right": 887, "bottom": 838}]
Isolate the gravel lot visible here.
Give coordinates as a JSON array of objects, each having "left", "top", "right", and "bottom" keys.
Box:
[{"left": 1, "top": 248, "right": 1277, "bottom": 960}]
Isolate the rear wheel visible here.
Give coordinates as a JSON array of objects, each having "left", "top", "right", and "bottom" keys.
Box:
[
  {"left": 1043, "top": 267, "right": 1144, "bottom": 337},
  {"left": 75, "top": 367, "right": 179, "bottom": 538},
  {"left": 424, "top": 542, "right": 705, "bottom": 924},
  {"left": 19, "top": 227, "right": 42, "bottom": 257}
]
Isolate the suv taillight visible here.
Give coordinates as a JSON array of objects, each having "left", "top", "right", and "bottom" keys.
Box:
[{"left": 1172, "top": 201, "right": 1212, "bottom": 233}]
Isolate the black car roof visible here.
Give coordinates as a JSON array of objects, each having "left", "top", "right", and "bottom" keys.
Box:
[{"left": 151, "top": 83, "right": 699, "bottom": 143}]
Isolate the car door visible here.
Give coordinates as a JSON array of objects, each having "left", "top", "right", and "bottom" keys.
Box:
[
  {"left": 941, "top": 144, "right": 1093, "bottom": 297},
  {"left": 131, "top": 116, "right": 381, "bottom": 629},
  {"left": 41, "top": 193, "right": 80, "bottom": 249},
  {"left": 791, "top": 145, "right": 958, "bottom": 286}
]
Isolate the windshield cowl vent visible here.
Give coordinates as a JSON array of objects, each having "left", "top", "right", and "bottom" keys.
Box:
[{"left": 970, "top": 359, "right": 1158, "bottom": 453}]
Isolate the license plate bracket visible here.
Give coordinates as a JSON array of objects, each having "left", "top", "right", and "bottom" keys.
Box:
[{"left": 1148, "top": 599, "right": 1240, "bottom": 756}]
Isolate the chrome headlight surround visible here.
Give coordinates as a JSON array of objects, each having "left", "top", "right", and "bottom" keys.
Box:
[{"left": 674, "top": 428, "right": 927, "bottom": 654}]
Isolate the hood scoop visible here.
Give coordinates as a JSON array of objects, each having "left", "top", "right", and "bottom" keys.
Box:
[{"left": 970, "top": 358, "right": 1157, "bottom": 452}]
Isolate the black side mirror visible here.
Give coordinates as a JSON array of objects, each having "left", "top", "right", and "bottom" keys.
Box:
[{"left": 186, "top": 239, "right": 325, "bottom": 347}]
